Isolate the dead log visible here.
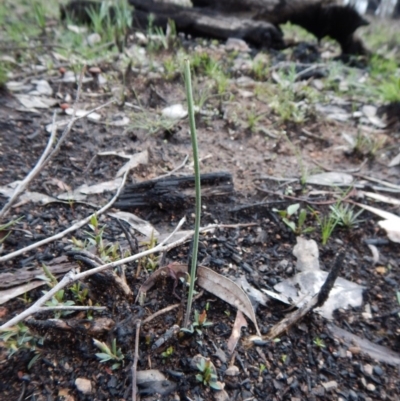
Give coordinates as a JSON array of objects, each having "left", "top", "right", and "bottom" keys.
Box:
[
  {"left": 62, "top": 0, "right": 369, "bottom": 54},
  {"left": 115, "top": 172, "right": 234, "bottom": 210},
  {"left": 191, "top": 0, "right": 370, "bottom": 54}
]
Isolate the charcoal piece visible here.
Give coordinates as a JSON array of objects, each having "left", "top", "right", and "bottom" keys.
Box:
[{"left": 115, "top": 172, "right": 234, "bottom": 210}]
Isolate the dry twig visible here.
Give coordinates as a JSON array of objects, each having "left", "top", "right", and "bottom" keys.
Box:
[{"left": 131, "top": 319, "right": 141, "bottom": 401}]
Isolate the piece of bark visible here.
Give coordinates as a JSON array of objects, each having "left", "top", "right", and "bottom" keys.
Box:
[{"left": 115, "top": 172, "right": 234, "bottom": 210}]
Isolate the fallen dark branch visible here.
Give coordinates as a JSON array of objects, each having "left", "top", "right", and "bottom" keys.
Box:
[
  {"left": 62, "top": 0, "right": 369, "bottom": 55},
  {"left": 115, "top": 172, "right": 234, "bottom": 210}
]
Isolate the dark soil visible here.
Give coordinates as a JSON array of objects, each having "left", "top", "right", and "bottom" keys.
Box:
[{"left": 1, "top": 11, "right": 400, "bottom": 401}]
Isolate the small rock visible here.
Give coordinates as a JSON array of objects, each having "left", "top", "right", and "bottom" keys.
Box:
[
  {"left": 75, "top": 378, "right": 92, "bottom": 394},
  {"left": 161, "top": 104, "right": 187, "bottom": 120},
  {"left": 363, "top": 364, "right": 373, "bottom": 376},
  {"left": 312, "top": 79, "right": 324, "bottom": 91},
  {"left": 373, "top": 365, "right": 383, "bottom": 377},
  {"left": 366, "top": 383, "right": 376, "bottom": 392},
  {"left": 322, "top": 381, "right": 338, "bottom": 391},
  {"left": 87, "top": 33, "right": 101, "bottom": 46},
  {"left": 225, "top": 38, "right": 250, "bottom": 52},
  {"left": 225, "top": 365, "right": 240, "bottom": 376},
  {"left": 214, "top": 389, "right": 230, "bottom": 401},
  {"left": 33, "top": 80, "right": 53, "bottom": 96}
]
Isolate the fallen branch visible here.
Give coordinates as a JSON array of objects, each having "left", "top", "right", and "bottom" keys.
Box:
[
  {"left": 0, "top": 171, "right": 128, "bottom": 263},
  {"left": 265, "top": 249, "right": 345, "bottom": 340}
]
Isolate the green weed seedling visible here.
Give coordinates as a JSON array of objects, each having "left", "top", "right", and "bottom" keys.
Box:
[
  {"left": 181, "top": 309, "right": 213, "bottom": 336},
  {"left": 329, "top": 203, "right": 364, "bottom": 229},
  {"left": 0, "top": 322, "right": 44, "bottom": 369},
  {"left": 93, "top": 338, "right": 124, "bottom": 370},
  {"left": 84, "top": 214, "right": 122, "bottom": 262},
  {"left": 161, "top": 346, "right": 174, "bottom": 361},
  {"left": 273, "top": 203, "right": 315, "bottom": 235},
  {"left": 196, "top": 357, "right": 223, "bottom": 390},
  {"left": 313, "top": 337, "right": 326, "bottom": 348},
  {"left": 33, "top": 1, "right": 46, "bottom": 34},
  {"left": 317, "top": 214, "right": 338, "bottom": 246},
  {"left": 40, "top": 264, "right": 75, "bottom": 318},
  {"left": 0, "top": 216, "right": 23, "bottom": 245},
  {"left": 259, "top": 363, "right": 267, "bottom": 376}
]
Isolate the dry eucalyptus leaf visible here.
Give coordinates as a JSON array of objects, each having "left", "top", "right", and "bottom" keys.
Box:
[
  {"left": 355, "top": 203, "right": 400, "bottom": 243},
  {"left": 117, "top": 149, "right": 148, "bottom": 177},
  {"left": 197, "top": 266, "right": 261, "bottom": 336},
  {"left": 108, "top": 211, "right": 159, "bottom": 238},
  {"left": 227, "top": 310, "right": 247, "bottom": 354}
]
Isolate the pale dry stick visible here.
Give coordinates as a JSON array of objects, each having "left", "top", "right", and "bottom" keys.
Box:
[
  {"left": 0, "top": 171, "right": 128, "bottom": 264},
  {"left": 131, "top": 319, "right": 141, "bottom": 401},
  {"left": 1, "top": 221, "right": 256, "bottom": 329},
  {"left": 142, "top": 291, "right": 204, "bottom": 325},
  {"left": 0, "top": 217, "right": 186, "bottom": 329},
  {"left": 157, "top": 154, "right": 189, "bottom": 179},
  {"left": 0, "top": 113, "right": 58, "bottom": 220}
]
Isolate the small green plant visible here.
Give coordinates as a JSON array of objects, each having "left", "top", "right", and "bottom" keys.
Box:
[
  {"left": 70, "top": 282, "right": 89, "bottom": 305},
  {"left": 181, "top": 309, "right": 213, "bottom": 336},
  {"left": 245, "top": 107, "right": 266, "bottom": 133},
  {"left": 33, "top": 1, "right": 46, "bottom": 34},
  {"left": 93, "top": 338, "right": 124, "bottom": 370},
  {"left": 0, "top": 323, "right": 43, "bottom": 368},
  {"left": 139, "top": 230, "right": 159, "bottom": 271},
  {"left": 273, "top": 203, "right": 315, "bottom": 235},
  {"left": 82, "top": 214, "right": 122, "bottom": 262},
  {"left": 281, "top": 354, "right": 287, "bottom": 363},
  {"left": 329, "top": 203, "right": 364, "bottom": 229},
  {"left": 161, "top": 346, "right": 174, "bottom": 360},
  {"left": 313, "top": 337, "right": 326, "bottom": 348},
  {"left": 0, "top": 216, "right": 23, "bottom": 245},
  {"left": 112, "top": 0, "right": 133, "bottom": 52},
  {"left": 351, "top": 131, "right": 387, "bottom": 158},
  {"left": 317, "top": 214, "right": 339, "bottom": 246},
  {"left": 259, "top": 363, "right": 266, "bottom": 375},
  {"left": 196, "top": 358, "right": 223, "bottom": 390},
  {"left": 183, "top": 59, "right": 201, "bottom": 328},
  {"left": 40, "top": 264, "right": 75, "bottom": 318}
]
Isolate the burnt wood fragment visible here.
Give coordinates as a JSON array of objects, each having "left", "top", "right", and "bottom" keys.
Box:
[
  {"left": 62, "top": 0, "right": 369, "bottom": 55},
  {"left": 115, "top": 172, "right": 234, "bottom": 210},
  {"left": 129, "top": 0, "right": 285, "bottom": 49}
]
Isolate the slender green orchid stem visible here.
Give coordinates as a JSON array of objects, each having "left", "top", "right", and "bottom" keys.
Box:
[{"left": 183, "top": 59, "right": 201, "bottom": 328}]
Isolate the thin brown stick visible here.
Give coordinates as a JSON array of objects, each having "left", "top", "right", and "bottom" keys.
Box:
[
  {"left": 0, "top": 172, "right": 128, "bottom": 263},
  {"left": 131, "top": 319, "right": 141, "bottom": 401}
]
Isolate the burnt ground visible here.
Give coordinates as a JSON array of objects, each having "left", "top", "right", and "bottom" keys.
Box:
[{"left": 1, "top": 3, "right": 400, "bottom": 401}]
